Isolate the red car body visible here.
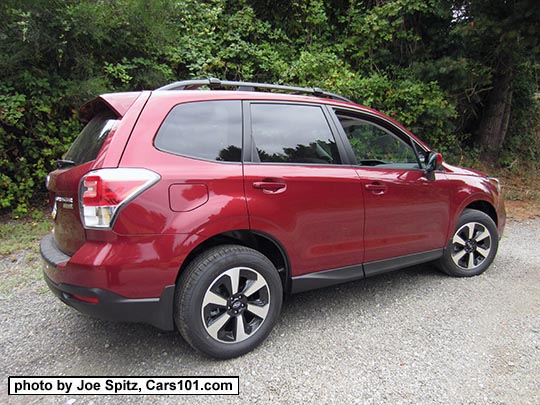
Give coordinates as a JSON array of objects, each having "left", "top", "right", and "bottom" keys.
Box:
[{"left": 41, "top": 85, "right": 506, "bottom": 333}]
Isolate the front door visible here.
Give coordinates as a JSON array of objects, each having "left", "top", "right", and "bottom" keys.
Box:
[{"left": 332, "top": 110, "right": 452, "bottom": 268}]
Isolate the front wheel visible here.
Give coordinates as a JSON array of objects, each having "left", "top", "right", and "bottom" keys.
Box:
[
  {"left": 439, "top": 209, "right": 499, "bottom": 277},
  {"left": 175, "top": 245, "right": 283, "bottom": 359}
]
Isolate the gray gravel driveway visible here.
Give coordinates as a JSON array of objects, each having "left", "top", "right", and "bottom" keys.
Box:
[{"left": 1, "top": 219, "right": 539, "bottom": 404}]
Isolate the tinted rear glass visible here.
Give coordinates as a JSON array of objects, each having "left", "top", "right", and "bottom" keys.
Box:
[
  {"left": 64, "top": 110, "right": 118, "bottom": 165},
  {"left": 250, "top": 103, "right": 341, "bottom": 164},
  {"left": 154, "top": 101, "right": 242, "bottom": 162}
]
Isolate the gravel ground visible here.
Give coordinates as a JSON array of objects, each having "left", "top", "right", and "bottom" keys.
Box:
[{"left": 1, "top": 219, "right": 539, "bottom": 404}]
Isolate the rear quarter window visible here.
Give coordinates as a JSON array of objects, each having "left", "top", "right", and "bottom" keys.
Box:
[
  {"left": 154, "top": 100, "right": 242, "bottom": 162},
  {"left": 64, "top": 110, "right": 118, "bottom": 165}
]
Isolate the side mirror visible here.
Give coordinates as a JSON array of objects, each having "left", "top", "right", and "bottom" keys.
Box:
[{"left": 425, "top": 151, "right": 443, "bottom": 180}]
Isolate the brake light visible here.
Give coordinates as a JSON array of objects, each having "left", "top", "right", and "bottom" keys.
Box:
[{"left": 80, "top": 168, "right": 160, "bottom": 229}]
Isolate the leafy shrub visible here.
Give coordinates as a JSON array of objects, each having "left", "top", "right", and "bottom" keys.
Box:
[{"left": 0, "top": 0, "right": 538, "bottom": 215}]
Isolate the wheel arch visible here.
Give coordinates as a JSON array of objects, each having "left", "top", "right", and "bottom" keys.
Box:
[
  {"left": 447, "top": 197, "right": 498, "bottom": 242},
  {"left": 175, "top": 230, "right": 291, "bottom": 293},
  {"left": 464, "top": 200, "right": 498, "bottom": 226},
  {"left": 439, "top": 203, "right": 500, "bottom": 277}
]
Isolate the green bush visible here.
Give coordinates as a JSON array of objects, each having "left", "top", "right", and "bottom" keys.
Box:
[{"left": 0, "top": 0, "right": 538, "bottom": 216}]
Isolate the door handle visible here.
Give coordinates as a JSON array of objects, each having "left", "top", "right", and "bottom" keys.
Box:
[
  {"left": 252, "top": 181, "right": 287, "bottom": 194},
  {"left": 365, "top": 182, "right": 387, "bottom": 195}
]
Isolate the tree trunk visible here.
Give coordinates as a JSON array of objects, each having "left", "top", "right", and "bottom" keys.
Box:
[{"left": 477, "top": 59, "right": 513, "bottom": 160}]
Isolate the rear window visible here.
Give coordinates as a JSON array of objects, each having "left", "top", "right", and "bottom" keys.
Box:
[
  {"left": 154, "top": 101, "right": 242, "bottom": 162},
  {"left": 64, "top": 110, "right": 118, "bottom": 165}
]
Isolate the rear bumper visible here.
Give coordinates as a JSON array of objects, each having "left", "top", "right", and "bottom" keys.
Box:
[{"left": 40, "top": 234, "right": 175, "bottom": 331}]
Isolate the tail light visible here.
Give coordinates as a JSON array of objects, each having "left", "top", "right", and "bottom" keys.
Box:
[{"left": 79, "top": 168, "right": 160, "bottom": 229}]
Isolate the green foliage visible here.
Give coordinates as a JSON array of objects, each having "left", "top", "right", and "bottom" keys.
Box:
[
  {"left": 344, "top": 0, "right": 433, "bottom": 70},
  {"left": 0, "top": 0, "right": 179, "bottom": 215},
  {"left": 0, "top": 80, "right": 82, "bottom": 217},
  {"left": 335, "top": 73, "right": 458, "bottom": 154},
  {"left": 0, "top": 0, "right": 538, "bottom": 215},
  {"left": 500, "top": 63, "right": 540, "bottom": 171}
]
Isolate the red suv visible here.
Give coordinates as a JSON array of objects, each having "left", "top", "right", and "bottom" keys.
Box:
[{"left": 41, "top": 79, "right": 505, "bottom": 358}]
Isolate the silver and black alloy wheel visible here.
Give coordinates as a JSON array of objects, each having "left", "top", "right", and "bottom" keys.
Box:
[
  {"left": 175, "top": 244, "right": 282, "bottom": 359},
  {"left": 450, "top": 222, "right": 492, "bottom": 270},
  {"left": 202, "top": 267, "right": 271, "bottom": 343},
  {"left": 439, "top": 209, "right": 499, "bottom": 277}
]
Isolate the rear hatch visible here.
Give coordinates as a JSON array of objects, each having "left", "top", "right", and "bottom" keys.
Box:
[{"left": 46, "top": 93, "right": 142, "bottom": 255}]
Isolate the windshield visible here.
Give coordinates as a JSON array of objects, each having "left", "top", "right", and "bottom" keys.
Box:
[{"left": 64, "top": 110, "right": 118, "bottom": 165}]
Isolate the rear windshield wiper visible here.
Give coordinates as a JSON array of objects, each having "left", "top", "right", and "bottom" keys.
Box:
[{"left": 55, "top": 159, "right": 76, "bottom": 169}]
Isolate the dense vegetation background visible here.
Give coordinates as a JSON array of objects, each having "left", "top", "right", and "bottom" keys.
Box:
[{"left": 1, "top": 0, "right": 539, "bottom": 216}]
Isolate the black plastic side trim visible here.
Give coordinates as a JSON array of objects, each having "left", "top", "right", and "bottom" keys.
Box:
[
  {"left": 290, "top": 249, "right": 444, "bottom": 294},
  {"left": 43, "top": 272, "right": 175, "bottom": 331},
  {"left": 40, "top": 233, "right": 71, "bottom": 266},
  {"left": 290, "top": 264, "right": 365, "bottom": 293},
  {"left": 363, "top": 249, "right": 443, "bottom": 278},
  {"left": 251, "top": 230, "right": 292, "bottom": 293}
]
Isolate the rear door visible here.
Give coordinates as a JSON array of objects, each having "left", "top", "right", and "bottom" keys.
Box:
[{"left": 243, "top": 102, "right": 365, "bottom": 277}]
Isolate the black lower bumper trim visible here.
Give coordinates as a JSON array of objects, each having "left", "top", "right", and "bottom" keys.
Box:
[
  {"left": 43, "top": 272, "right": 175, "bottom": 331},
  {"left": 40, "top": 233, "right": 71, "bottom": 267}
]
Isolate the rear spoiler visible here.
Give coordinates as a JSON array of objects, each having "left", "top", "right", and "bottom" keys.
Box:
[{"left": 79, "top": 92, "right": 143, "bottom": 123}]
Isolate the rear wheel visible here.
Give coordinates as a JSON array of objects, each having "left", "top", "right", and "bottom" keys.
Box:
[
  {"left": 175, "top": 245, "right": 282, "bottom": 359},
  {"left": 439, "top": 209, "right": 499, "bottom": 277}
]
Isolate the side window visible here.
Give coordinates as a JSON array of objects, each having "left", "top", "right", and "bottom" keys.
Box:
[
  {"left": 250, "top": 104, "right": 341, "bottom": 164},
  {"left": 155, "top": 100, "right": 242, "bottom": 162},
  {"left": 337, "top": 114, "right": 418, "bottom": 166}
]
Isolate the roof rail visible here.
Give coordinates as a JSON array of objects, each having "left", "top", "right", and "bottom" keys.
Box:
[{"left": 155, "top": 78, "right": 352, "bottom": 103}]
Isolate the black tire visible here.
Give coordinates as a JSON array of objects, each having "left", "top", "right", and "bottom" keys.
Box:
[
  {"left": 174, "top": 245, "right": 283, "bottom": 359},
  {"left": 439, "top": 209, "right": 499, "bottom": 277}
]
